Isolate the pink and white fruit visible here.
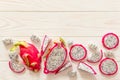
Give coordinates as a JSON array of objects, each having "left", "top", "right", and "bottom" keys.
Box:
[
  {"left": 10, "top": 41, "right": 42, "bottom": 72},
  {"left": 41, "top": 35, "right": 52, "bottom": 56},
  {"left": 55, "top": 61, "right": 72, "bottom": 74},
  {"left": 102, "top": 33, "right": 119, "bottom": 50},
  {"left": 44, "top": 43, "right": 67, "bottom": 74},
  {"left": 9, "top": 61, "right": 25, "bottom": 73},
  {"left": 69, "top": 44, "right": 87, "bottom": 61},
  {"left": 87, "top": 50, "right": 103, "bottom": 63},
  {"left": 78, "top": 62, "right": 97, "bottom": 75},
  {"left": 99, "top": 58, "right": 118, "bottom": 75}
]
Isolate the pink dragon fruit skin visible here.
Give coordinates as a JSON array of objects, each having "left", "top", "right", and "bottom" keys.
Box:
[{"left": 19, "top": 42, "right": 41, "bottom": 72}]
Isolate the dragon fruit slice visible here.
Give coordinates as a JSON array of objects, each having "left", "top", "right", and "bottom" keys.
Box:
[
  {"left": 78, "top": 62, "right": 97, "bottom": 75},
  {"left": 10, "top": 41, "right": 41, "bottom": 72},
  {"left": 44, "top": 43, "right": 67, "bottom": 74},
  {"left": 55, "top": 61, "right": 72, "bottom": 74},
  {"left": 102, "top": 33, "right": 119, "bottom": 50},
  {"left": 9, "top": 61, "right": 25, "bottom": 73},
  {"left": 41, "top": 35, "right": 52, "bottom": 56},
  {"left": 69, "top": 44, "right": 87, "bottom": 61},
  {"left": 99, "top": 58, "right": 118, "bottom": 75},
  {"left": 87, "top": 50, "right": 103, "bottom": 63}
]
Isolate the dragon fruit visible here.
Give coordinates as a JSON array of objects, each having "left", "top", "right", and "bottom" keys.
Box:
[
  {"left": 9, "top": 61, "right": 25, "bottom": 73},
  {"left": 87, "top": 44, "right": 103, "bottom": 63},
  {"left": 78, "top": 62, "right": 97, "bottom": 75},
  {"left": 69, "top": 44, "right": 87, "bottom": 61},
  {"left": 99, "top": 58, "right": 118, "bottom": 75},
  {"left": 102, "top": 33, "right": 119, "bottom": 50},
  {"left": 10, "top": 41, "right": 41, "bottom": 72},
  {"left": 44, "top": 38, "right": 67, "bottom": 74}
]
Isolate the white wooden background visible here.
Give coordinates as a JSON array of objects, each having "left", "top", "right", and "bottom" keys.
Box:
[{"left": 0, "top": 0, "right": 120, "bottom": 80}]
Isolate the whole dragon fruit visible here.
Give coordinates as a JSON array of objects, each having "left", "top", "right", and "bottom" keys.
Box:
[{"left": 10, "top": 41, "right": 41, "bottom": 72}]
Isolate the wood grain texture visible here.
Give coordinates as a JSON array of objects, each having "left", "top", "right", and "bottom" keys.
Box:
[
  {"left": 0, "top": 12, "right": 120, "bottom": 37},
  {"left": 0, "top": 0, "right": 120, "bottom": 80},
  {"left": 0, "top": 0, "right": 120, "bottom": 11}
]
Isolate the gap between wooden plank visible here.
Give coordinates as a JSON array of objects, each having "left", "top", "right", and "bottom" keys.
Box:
[{"left": 0, "top": 11, "right": 120, "bottom": 12}]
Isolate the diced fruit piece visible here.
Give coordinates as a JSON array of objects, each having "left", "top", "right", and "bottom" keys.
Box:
[
  {"left": 41, "top": 35, "right": 52, "bottom": 56},
  {"left": 87, "top": 50, "right": 103, "bottom": 63},
  {"left": 55, "top": 61, "right": 72, "bottom": 74},
  {"left": 78, "top": 62, "right": 96, "bottom": 75}
]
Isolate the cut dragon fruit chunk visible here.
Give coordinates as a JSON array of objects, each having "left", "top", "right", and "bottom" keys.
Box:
[
  {"left": 55, "top": 61, "right": 72, "bottom": 74},
  {"left": 30, "top": 35, "right": 40, "bottom": 43},
  {"left": 78, "top": 62, "right": 97, "bottom": 75},
  {"left": 41, "top": 35, "right": 52, "bottom": 56},
  {"left": 87, "top": 50, "right": 103, "bottom": 63}
]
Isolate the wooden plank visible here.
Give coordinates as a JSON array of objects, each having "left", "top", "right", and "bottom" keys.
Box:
[
  {"left": 0, "top": 0, "right": 120, "bottom": 80},
  {"left": 0, "top": 12, "right": 120, "bottom": 37},
  {"left": 0, "top": 0, "right": 120, "bottom": 11}
]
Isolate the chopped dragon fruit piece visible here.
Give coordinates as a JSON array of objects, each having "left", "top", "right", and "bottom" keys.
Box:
[
  {"left": 87, "top": 50, "right": 103, "bottom": 63},
  {"left": 41, "top": 35, "right": 52, "bottom": 56},
  {"left": 55, "top": 61, "right": 72, "bottom": 74},
  {"left": 78, "top": 62, "right": 97, "bottom": 75}
]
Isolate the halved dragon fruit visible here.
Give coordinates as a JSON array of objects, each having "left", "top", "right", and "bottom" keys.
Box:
[
  {"left": 87, "top": 50, "right": 103, "bottom": 63},
  {"left": 78, "top": 62, "right": 97, "bottom": 75},
  {"left": 99, "top": 58, "right": 118, "bottom": 75},
  {"left": 44, "top": 43, "right": 67, "bottom": 74},
  {"left": 69, "top": 44, "right": 87, "bottom": 61},
  {"left": 9, "top": 61, "right": 25, "bottom": 73},
  {"left": 102, "top": 33, "right": 119, "bottom": 50}
]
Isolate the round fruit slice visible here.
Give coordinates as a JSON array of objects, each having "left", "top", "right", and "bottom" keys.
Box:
[
  {"left": 102, "top": 33, "right": 119, "bottom": 50},
  {"left": 69, "top": 44, "right": 87, "bottom": 61},
  {"left": 87, "top": 50, "right": 103, "bottom": 63},
  {"left": 44, "top": 43, "right": 67, "bottom": 74},
  {"left": 78, "top": 62, "right": 97, "bottom": 75},
  {"left": 99, "top": 58, "right": 118, "bottom": 75},
  {"left": 9, "top": 61, "right": 25, "bottom": 73}
]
